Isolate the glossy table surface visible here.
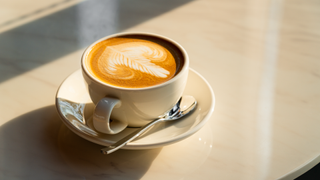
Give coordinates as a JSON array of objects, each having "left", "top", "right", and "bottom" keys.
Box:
[{"left": 1, "top": 0, "right": 320, "bottom": 179}]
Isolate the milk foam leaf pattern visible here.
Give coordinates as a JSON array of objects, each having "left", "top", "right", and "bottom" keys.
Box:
[{"left": 98, "top": 42, "right": 170, "bottom": 79}]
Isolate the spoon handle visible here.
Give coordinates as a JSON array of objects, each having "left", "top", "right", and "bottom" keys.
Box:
[{"left": 101, "top": 118, "right": 164, "bottom": 154}]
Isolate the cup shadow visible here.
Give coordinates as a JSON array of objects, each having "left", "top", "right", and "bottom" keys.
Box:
[{"left": 0, "top": 105, "right": 161, "bottom": 180}]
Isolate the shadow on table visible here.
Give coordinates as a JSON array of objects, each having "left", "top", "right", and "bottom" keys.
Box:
[
  {"left": 0, "top": 106, "right": 161, "bottom": 179},
  {"left": 0, "top": 0, "right": 192, "bottom": 83}
]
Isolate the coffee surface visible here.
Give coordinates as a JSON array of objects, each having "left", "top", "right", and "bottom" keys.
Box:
[{"left": 86, "top": 35, "right": 183, "bottom": 88}]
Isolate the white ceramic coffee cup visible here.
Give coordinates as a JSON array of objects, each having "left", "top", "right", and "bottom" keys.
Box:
[{"left": 81, "top": 32, "right": 189, "bottom": 134}]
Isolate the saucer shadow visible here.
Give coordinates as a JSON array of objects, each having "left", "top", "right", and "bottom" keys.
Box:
[{"left": 0, "top": 105, "right": 161, "bottom": 180}]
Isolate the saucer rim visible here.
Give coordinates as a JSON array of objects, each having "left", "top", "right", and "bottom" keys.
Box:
[{"left": 55, "top": 68, "right": 215, "bottom": 149}]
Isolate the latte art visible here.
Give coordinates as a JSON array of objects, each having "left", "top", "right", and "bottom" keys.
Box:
[
  {"left": 98, "top": 42, "right": 170, "bottom": 80},
  {"left": 86, "top": 35, "right": 183, "bottom": 88}
]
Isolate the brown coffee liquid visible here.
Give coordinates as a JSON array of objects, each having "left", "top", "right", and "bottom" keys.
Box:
[{"left": 86, "top": 35, "right": 184, "bottom": 88}]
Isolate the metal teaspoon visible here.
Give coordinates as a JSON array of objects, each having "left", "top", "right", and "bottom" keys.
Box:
[{"left": 101, "top": 95, "right": 197, "bottom": 154}]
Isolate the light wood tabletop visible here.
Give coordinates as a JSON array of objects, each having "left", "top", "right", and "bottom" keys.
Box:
[{"left": 0, "top": 0, "right": 319, "bottom": 179}]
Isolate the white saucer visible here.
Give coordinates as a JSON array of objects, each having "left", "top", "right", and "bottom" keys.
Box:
[{"left": 55, "top": 68, "right": 215, "bottom": 150}]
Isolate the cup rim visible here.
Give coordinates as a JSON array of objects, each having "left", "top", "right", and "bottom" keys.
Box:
[{"left": 81, "top": 31, "right": 189, "bottom": 91}]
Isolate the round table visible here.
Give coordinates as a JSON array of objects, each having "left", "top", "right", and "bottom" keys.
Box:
[{"left": 0, "top": 0, "right": 319, "bottom": 179}]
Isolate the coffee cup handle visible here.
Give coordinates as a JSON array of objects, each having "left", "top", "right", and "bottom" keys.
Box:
[{"left": 93, "top": 97, "right": 128, "bottom": 134}]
